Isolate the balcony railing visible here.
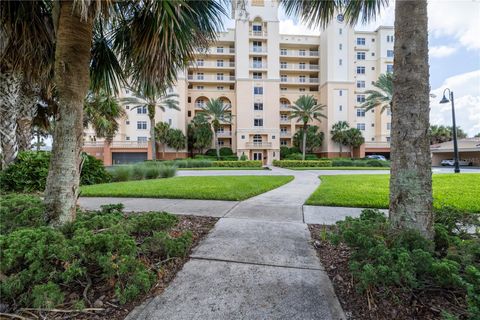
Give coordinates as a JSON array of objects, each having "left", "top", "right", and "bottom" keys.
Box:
[
  {"left": 195, "top": 47, "right": 235, "bottom": 54},
  {"left": 250, "top": 47, "right": 267, "bottom": 53},
  {"left": 280, "top": 77, "right": 319, "bottom": 84},
  {"left": 280, "top": 64, "right": 319, "bottom": 70},
  {"left": 280, "top": 132, "right": 291, "bottom": 137},
  {"left": 217, "top": 131, "right": 232, "bottom": 137},
  {"left": 280, "top": 50, "right": 319, "bottom": 57},
  {"left": 189, "top": 61, "right": 235, "bottom": 68},
  {"left": 280, "top": 104, "right": 291, "bottom": 110},
  {"left": 245, "top": 142, "right": 273, "bottom": 148},
  {"left": 280, "top": 118, "right": 290, "bottom": 124},
  {"left": 249, "top": 30, "right": 268, "bottom": 37},
  {"left": 187, "top": 75, "right": 235, "bottom": 82},
  {"left": 250, "top": 63, "right": 267, "bottom": 69},
  {"left": 84, "top": 141, "right": 149, "bottom": 148}
]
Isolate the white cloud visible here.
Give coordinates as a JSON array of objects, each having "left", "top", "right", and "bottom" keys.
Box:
[
  {"left": 430, "top": 70, "right": 480, "bottom": 136},
  {"left": 429, "top": 45, "right": 458, "bottom": 58},
  {"left": 279, "top": 19, "right": 320, "bottom": 36}
]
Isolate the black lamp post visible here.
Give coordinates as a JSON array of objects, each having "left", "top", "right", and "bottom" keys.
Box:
[{"left": 439, "top": 88, "right": 460, "bottom": 173}]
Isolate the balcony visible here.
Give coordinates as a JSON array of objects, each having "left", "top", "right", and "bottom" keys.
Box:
[
  {"left": 280, "top": 64, "right": 319, "bottom": 71},
  {"left": 280, "top": 132, "right": 292, "bottom": 137},
  {"left": 189, "top": 61, "right": 235, "bottom": 69},
  {"left": 250, "top": 47, "right": 267, "bottom": 54},
  {"left": 187, "top": 75, "right": 235, "bottom": 83},
  {"left": 280, "top": 118, "right": 291, "bottom": 124},
  {"left": 280, "top": 104, "right": 291, "bottom": 111},
  {"left": 280, "top": 77, "right": 319, "bottom": 84},
  {"left": 250, "top": 63, "right": 268, "bottom": 69},
  {"left": 280, "top": 49, "right": 319, "bottom": 57},
  {"left": 195, "top": 47, "right": 235, "bottom": 55},
  {"left": 217, "top": 131, "right": 232, "bottom": 137},
  {"left": 245, "top": 142, "right": 273, "bottom": 149},
  {"left": 249, "top": 30, "right": 268, "bottom": 37}
]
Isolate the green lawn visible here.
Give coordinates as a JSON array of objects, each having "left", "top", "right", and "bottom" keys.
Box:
[
  {"left": 81, "top": 175, "right": 293, "bottom": 201},
  {"left": 288, "top": 167, "right": 390, "bottom": 171},
  {"left": 306, "top": 174, "right": 480, "bottom": 212}
]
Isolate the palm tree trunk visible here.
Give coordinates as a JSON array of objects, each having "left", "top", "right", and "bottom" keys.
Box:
[
  {"left": 339, "top": 144, "right": 342, "bottom": 158},
  {"left": 44, "top": 1, "right": 94, "bottom": 226},
  {"left": 16, "top": 85, "right": 39, "bottom": 152},
  {"left": 302, "top": 123, "right": 307, "bottom": 160},
  {"left": 389, "top": 0, "right": 433, "bottom": 239},
  {"left": 150, "top": 115, "right": 156, "bottom": 161},
  {"left": 0, "top": 67, "right": 22, "bottom": 168}
]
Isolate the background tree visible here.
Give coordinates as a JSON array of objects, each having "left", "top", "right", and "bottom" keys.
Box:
[
  {"left": 330, "top": 121, "right": 350, "bottom": 157},
  {"left": 475, "top": 133, "right": 480, "bottom": 138},
  {"left": 188, "top": 114, "right": 212, "bottom": 155},
  {"left": 289, "top": 95, "right": 326, "bottom": 160},
  {"left": 155, "top": 122, "right": 171, "bottom": 159},
  {"left": 344, "top": 128, "right": 365, "bottom": 158},
  {"left": 361, "top": 72, "right": 393, "bottom": 113},
  {"left": 429, "top": 125, "right": 467, "bottom": 144},
  {"left": 293, "top": 125, "right": 324, "bottom": 153},
  {"left": 167, "top": 128, "right": 186, "bottom": 159},
  {"left": 84, "top": 92, "right": 126, "bottom": 144},
  {"left": 200, "top": 98, "right": 232, "bottom": 159}
]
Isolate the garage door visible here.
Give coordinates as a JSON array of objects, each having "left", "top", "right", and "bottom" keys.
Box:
[{"left": 112, "top": 152, "right": 147, "bottom": 165}]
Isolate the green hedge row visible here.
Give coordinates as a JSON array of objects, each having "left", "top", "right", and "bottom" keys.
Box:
[
  {"left": 272, "top": 160, "right": 332, "bottom": 167},
  {"left": 332, "top": 159, "right": 390, "bottom": 167},
  {"left": 212, "top": 160, "right": 262, "bottom": 167}
]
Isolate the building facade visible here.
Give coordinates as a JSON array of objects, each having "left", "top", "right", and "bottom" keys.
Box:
[{"left": 84, "top": 0, "right": 394, "bottom": 165}]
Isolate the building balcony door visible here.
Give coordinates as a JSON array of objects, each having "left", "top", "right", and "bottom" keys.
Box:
[{"left": 253, "top": 152, "right": 263, "bottom": 161}]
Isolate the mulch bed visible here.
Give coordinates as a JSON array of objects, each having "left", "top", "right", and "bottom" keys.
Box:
[
  {"left": 8, "top": 215, "right": 218, "bottom": 320},
  {"left": 308, "top": 224, "right": 468, "bottom": 320}
]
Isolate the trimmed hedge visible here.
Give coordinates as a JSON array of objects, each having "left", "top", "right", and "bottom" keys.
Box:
[
  {"left": 332, "top": 159, "right": 390, "bottom": 167},
  {"left": 273, "top": 160, "right": 332, "bottom": 168},
  {"left": 212, "top": 160, "right": 262, "bottom": 167}
]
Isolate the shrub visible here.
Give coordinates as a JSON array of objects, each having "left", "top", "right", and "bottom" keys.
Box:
[
  {"left": 131, "top": 164, "right": 146, "bottom": 180},
  {"left": 158, "top": 165, "right": 177, "bottom": 178},
  {"left": 205, "top": 149, "right": 217, "bottom": 157},
  {"left": 0, "top": 151, "right": 111, "bottom": 192},
  {"left": 240, "top": 153, "right": 248, "bottom": 161},
  {"left": 110, "top": 166, "right": 131, "bottom": 182},
  {"left": 144, "top": 165, "right": 160, "bottom": 179},
  {"left": 272, "top": 160, "right": 332, "bottom": 168},
  {"left": 0, "top": 194, "right": 46, "bottom": 235},
  {"left": 280, "top": 146, "right": 290, "bottom": 159},
  {"left": 365, "top": 159, "right": 390, "bottom": 167},
  {"left": 285, "top": 153, "right": 303, "bottom": 160},
  {"left": 212, "top": 160, "right": 262, "bottom": 167},
  {"left": 332, "top": 159, "right": 353, "bottom": 167},
  {"left": 219, "top": 147, "right": 233, "bottom": 156},
  {"left": 221, "top": 155, "right": 238, "bottom": 161}
]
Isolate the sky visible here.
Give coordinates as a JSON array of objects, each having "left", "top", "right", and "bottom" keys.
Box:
[{"left": 224, "top": 0, "right": 480, "bottom": 137}]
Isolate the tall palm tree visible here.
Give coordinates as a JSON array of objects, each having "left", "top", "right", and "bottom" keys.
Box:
[
  {"left": 84, "top": 92, "right": 126, "bottom": 144},
  {"left": 281, "top": 0, "right": 434, "bottom": 239},
  {"left": 122, "top": 91, "right": 179, "bottom": 160},
  {"left": 361, "top": 73, "right": 393, "bottom": 113},
  {"left": 344, "top": 128, "right": 365, "bottom": 158},
  {"left": 2, "top": 0, "right": 226, "bottom": 225},
  {"left": 155, "top": 122, "right": 171, "bottom": 159},
  {"left": 330, "top": 121, "right": 350, "bottom": 157},
  {"left": 289, "top": 95, "right": 326, "bottom": 160},
  {"left": 167, "top": 128, "right": 186, "bottom": 159},
  {"left": 200, "top": 98, "right": 232, "bottom": 159}
]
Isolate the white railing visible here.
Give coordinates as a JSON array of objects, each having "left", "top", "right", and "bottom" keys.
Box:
[
  {"left": 280, "top": 77, "right": 319, "bottom": 84},
  {"left": 245, "top": 142, "right": 273, "bottom": 148},
  {"left": 250, "top": 47, "right": 267, "bottom": 53},
  {"left": 195, "top": 47, "right": 235, "bottom": 54},
  {"left": 190, "top": 61, "right": 235, "bottom": 68},
  {"left": 217, "top": 131, "right": 232, "bottom": 137},
  {"left": 280, "top": 64, "right": 319, "bottom": 70},
  {"left": 84, "top": 141, "right": 149, "bottom": 148},
  {"left": 280, "top": 50, "right": 319, "bottom": 57},
  {"left": 280, "top": 132, "right": 291, "bottom": 137},
  {"left": 251, "top": 63, "right": 268, "bottom": 69},
  {"left": 280, "top": 104, "right": 291, "bottom": 110},
  {"left": 280, "top": 118, "right": 290, "bottom": 124},
  {"left": 187, "top": 75, "right": 235, "bottom": 82},
  {"left": 249, "top": 30, "right": 268, "bottom": 37}
]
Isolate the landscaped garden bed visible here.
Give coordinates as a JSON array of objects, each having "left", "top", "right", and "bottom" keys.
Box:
[
  {"left": 81, "top": 175, "right": 294, "bottom": 201},
  {"left": 309, "top": 208, "right": 479, "bottom": 320},
  {"left": 306, "top": 174, "right": 480, "bottom": 213},
  {"left": 0, "top": 194, "right": 218, "bottom": 320}
]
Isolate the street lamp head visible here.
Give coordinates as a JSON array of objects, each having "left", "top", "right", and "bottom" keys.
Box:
[{"left": 439, "top": 95, "right": 450, "bottom": 104}]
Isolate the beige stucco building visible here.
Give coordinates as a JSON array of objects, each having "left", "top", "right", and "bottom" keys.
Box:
[{"left": 84, "top": 0, "right": 394, "bottom": 165}]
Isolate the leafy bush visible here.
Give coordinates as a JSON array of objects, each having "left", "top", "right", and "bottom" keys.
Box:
[
  {"left": 240, "top": 153, "right": 248, "bottom": 161},
  {"left": 158, "top": 165, "right": 177, "bottom": 178},
  {"left": 205, "top": 149, "right": 217, "bottom": 157},
  {"left": 328, "top": 208, "right": 480, "bottom": 319},
  {"left": 0, "top": 151, "right": 110, "bottom": 192},
  {"left": 272, "top": 160, "right": 332, "bottom": 168},
  {"left": 131, "top": 164, "right": 146, "bottom": 180},
  {"left": 331, "top": 158, "right": 390, "bottom": 167},
  {"left": 332, "top": 159, "right": 353, "bottom": 167},
  {"left": 0, "top": 194, "right": 46, "bottom": 235},
  {"left": 280, "top": 146, "right": 290, "bottom": 159},
  {"left": 365, "top": 159, "right": 390, "bottom": 167},
  {"left": 109, "top": 164, "right": 176, "bottom": 181},
  {"left": 285, "top": 153, "right": 303, "bottom": 160},
  {"left": 0, "top": 199, "right": 194, "bottom": 310},
  {"left": 212, "top": 160, "right": 262, "bottom": 167},
  {"left": 110, "top": 165, "right": 131, "bottom": 182},
  {"left": 219, "top": 147, "right": 233, "bottom": 156}
]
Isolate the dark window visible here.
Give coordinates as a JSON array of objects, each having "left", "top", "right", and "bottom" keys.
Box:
[
  {"left": 188, "top": 111, "right": 192, "bottom": 117},
  {"left": 188, "top": 97, "right": 191, "bottom": 103},
  {"left": 254, "top": 119, "right": 263, "bottom": 127},
  {"left": 254, "top": 103, "right": 263, "bottom": 110}
]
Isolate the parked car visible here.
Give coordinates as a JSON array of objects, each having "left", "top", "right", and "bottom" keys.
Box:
[
  {"left": 366, "top": 155, "right": 387, "bottom": 161},
  {"left": 441, "top": 159, "right": 473, "bottom": 166}
]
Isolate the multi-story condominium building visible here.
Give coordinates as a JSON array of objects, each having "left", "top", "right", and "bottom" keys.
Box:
[{"left": 83, "top": 0, "right": 394, "bottom": 165}]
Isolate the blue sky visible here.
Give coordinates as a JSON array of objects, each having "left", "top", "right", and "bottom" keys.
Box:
[{"left": 224, "top": 1, "right": 480, "bottom": 136}]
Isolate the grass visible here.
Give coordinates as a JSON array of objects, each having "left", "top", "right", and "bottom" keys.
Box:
[
  {"left": 81, "top": 175, "right": 294, "bottom": 201},
  {"left": 177, "top": 167, "right": 267, "bottom": 171},
  {"left": 288, "top": 167, "right": 390, "bottom": 171},
  {"left": 306, "top": 174, "right": 480, "bottom": 212}
]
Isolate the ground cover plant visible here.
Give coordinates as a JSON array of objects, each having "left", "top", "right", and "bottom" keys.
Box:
[
  {"left": 81, "top": 176, "right": 293, "bottom": 201},
  {"left": 0, "top": 194, "right": 217, "bottom": 319},
  {"left": 306, "top": 174, "right": 480, "bottom": 213},
  {"left": 309, "top": 208, "right": 480, "bottom": 319}
]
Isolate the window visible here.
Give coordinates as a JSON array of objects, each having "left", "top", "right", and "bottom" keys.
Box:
[
  {"left": 387, "top": 108, "right": 392, "bottom": 116},
  {"left": 339, "top": 90, "right": 343, "bottom": 96},
  {"left": 339, "top": 59, "right": 343, "bottom": 66},
  {"left": 254, "top": 86, "right": 263, "bottom": 95},
  {"left": 272, "top": 135, "right": 275, "bottom": 139},
  {"left": 254, "top": 102, "right": 263, "bottom": 111},
  {"left": 187, "top": 111, "right": 191, "bottom": 117},
  {"left": 187, "top": 97, "right": 191, "bottom": 103},
  {"left": 252, "top": 41, "right": 262, "bottom": 52},
  {"left": 339, "top": 105, "right": 343, "bottom": 111},
  {"left": 299, "top": 75, "right": 306, "bottom": 83},
  {"left": 280, "top": 87, "right": 287, "bottom": 91},
  {"left": 371, "top": 52, "right": 375, "bottom": 56},
  {"left": 281, "top": 74, "right": 287, "bottom": 82},
  {"left": 197, "top": 73, "right": 204, "bottom": 80},
  {"left": 357, "top": 95, "right": 366, "bottom": 103},
  {"left": 357, "top": 52, "right": 365, "bottom": 60},
  {"left": 197, "top": 59, "right": 204, "bottom": 66},
  {"left": 339, "top": 43, "right": 343, "bottom": 50},
  {"left": 299, "top": 49, "right": 306, "bottom": 56},
  {"left": 371, "top": 67, "right": 375, "bottom": 70},
  {"left": 357, "top": 123, "right": 366, "bottom": 131},
  {"left": 216, "top": 73, "right": 224, "bottom": 80},
  {"left": 280, "top": 48, "right": 287, "bottom": 55},
  {"left": 137, "top": 121, "right": 147, "bottom": 130},
  {"left": 217, "top": 86, "right": 224, "bottom": 90},
  {"left": 357, "top": 37, "right": 366, "bottom": 45},
  {"left": 196, "top": 86, "right": 204, "bottom": 90},
  {"left": 137, "top": 136, "right": 147, "bottom": 142},
  {"left": 387, "top": 35, "right": 394, "bottom": 43},
  {"left": 280, "top": 114, "right": 288, "bottom": 121},
  {"left": 299, "top": 62, "right": 305, "bottom": 69},
  {"left": 217, "top": 60, "right": 224, "bottom": 67},
  {"left": 137, "top": 106, "right": 147, "bottom": 114},
  {"left": 253, "top": 72, "right": 262, "bottom": 79},
  {"left": 280, "top": 127, "right": 287, "bottom": 133},
  {"left": 126, "top": 105, "right": 130, "bottom": 110},
  {"left": 253, "top": 24, "right": 262, "bottom": 32},
  {"left": 372, "top": 38, "right": 375, "bottom": 42},
  {"left": 299, "top": 88, "right": 306, "bottom": 92},
  {"left": 356, "top": 66, "right": 365, "bottom": 74},
  {"left": 356, "top": 108, "right": 366, "bottom": 117},
  {"left": 254, "top": 119, "right": 263, "bottom": 127},
  {"left": 280, "top": 140, "right": 287, "bottom": 146},
  {"left": 126, "top": 121, "right": 130, "bottom": 125},
  {"left": 216, "top": 46, "right": 224, "bottom": 53},
  {"left": 241, "top": 135, "right": 245, "bottom": 139},
  {"left": 253, "top": 134, "right": 262, "bottom": 143},
  {"left": 387, "top": 50, "right": 394, "bottom": 58},
  {"left": 126, "top": 136, "right": 130, "bottom": 141},
  {"left": 280, "top": 61, "right": 287, "bottom": 69},
  {"left": 387, "top": 122, "right": 391, "bottom": 130},
  {"left": 386, "top": 136, "right": 391, "bottom": 142},
  {"left": 253, "top": 57, "right": 262, "bottom": 68},
  {"left": 218, "top": 140, "right": 224, "bottom": 146},
  {"left": 387, "top": 64, "right": 394, "bottom": 73},
  {"left": 339, "top": 28, "right": 342, "bottom": 35},
  {"left": 168, "top": 119, "right": 172, "bottom": 125},
  {"left": 357, "top": 80, "right": 365, "bottom": 88}
]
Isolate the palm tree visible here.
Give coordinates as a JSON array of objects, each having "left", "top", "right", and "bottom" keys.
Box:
[
  {"left": 344, "top": 128, "right": 365, "bottom": 158},
  {"left": 167, "top": 128, "right": 186, "bottom": 159},
  {"left": 84, "top": 92, "right": 126, "bottom": 144},
  {"left": 122, "top": 91, "right": 179, "bottom": 160},
  {"left": 289, "top": 95, "right": 326, "bottom": 160},
  {"left": 200, "top": 98, "right": 232, "bottom": 159},
  {"left": 155, "top": 122, "right": 171, "bottom": 159},
  {"left": 330, "top": 121, "right": 350, "bottom": 157},
  {"left": 280, "top": 0, "right": 434, "bottom": 239},
  {"left": 2, "top": 1, "right": 226, "bottom": 225},
  {"left": 361, "top": 73, "right": 393, "bottom": 113}
]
